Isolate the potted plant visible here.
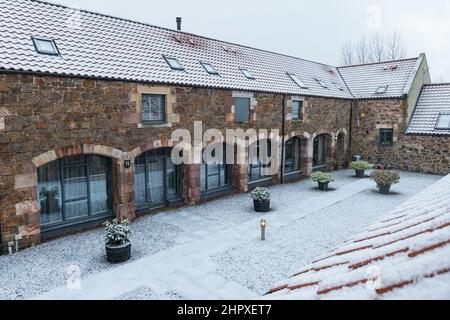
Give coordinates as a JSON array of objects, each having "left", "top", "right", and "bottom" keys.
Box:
[
  {"left": 250, "top": 187, "right": 271, "bottom": 212},
  {"left": 370, "top": 170, "right": 400, "bottom": 194},
  {"left": 311, "top": 172, "right": 335, "bottom": 191},
  {"left": 104, "top": 219, "right": 131, "bottom": 264},
  {"left": 349, "top": 161, "right": 372, "bottom": 178}
]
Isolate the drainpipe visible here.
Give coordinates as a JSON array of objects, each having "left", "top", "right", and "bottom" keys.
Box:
[{"left": 280, "top": 94, "right": 287, "bottom": 184}]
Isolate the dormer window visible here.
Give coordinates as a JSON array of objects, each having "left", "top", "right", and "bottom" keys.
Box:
[
  {"left": 314, "top": 78, "right": 328, "bottom": 89},
  {"left": 375, "top": 85, "right": 389, "bottom": 94},
  {"left": 163, "top": 55, "right": 184, "bottom": 71},
  {"left": 32, "top": 37, "right": 59, "bottom": 56},
  {"left": 435, "top": 113, "right": 450, "bottom": 130},
  {"left": 287, "top": 73, "right": 307, "bottom": 89},
  {"left": 201, "top": 62, "right": 219, "bottom": 75},
  {"left": 240, "top": 68, "right": 255, "bottom": 80}
]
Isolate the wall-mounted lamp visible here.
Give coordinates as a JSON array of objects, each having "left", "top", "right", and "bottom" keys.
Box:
[
  {"left": 124, "top": 159, "right": 131, "bottom": 169},
  {"left": 260, "top": 219, "right": 267, "bottom": 241},
  {"left": 360, "top": 112, "right": 366, "bottom": 119}
]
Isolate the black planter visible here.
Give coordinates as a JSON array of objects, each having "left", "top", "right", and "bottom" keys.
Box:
[
  {"left": 106, "top": 242, "right": 131, "bottom": 264},
  {"left": 378, "top": 185, "right": 391, "bottom": 195},
  {"left": 318, "top": 182, "right": 329, "bottom": 191},
  {"left": 355, "top": 169, "right": 365, "bottom": 178},
  {"left": 254, "top": 199, "right": 270, "bottom": 212}
]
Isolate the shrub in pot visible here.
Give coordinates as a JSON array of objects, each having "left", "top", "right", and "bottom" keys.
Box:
[
  {"left": 311, "top": 172, "right": 335, "bottom": 191},
  {"left": 104, "top": 219, "right": 131, "bottom": 264},
  {"left": 349, "top": 161, "right": 372, "bottom": 178},
  {"left": 370, "top": 170, "right": 400, "bottom": 194},
  {"left": 250, "top": 187, "right": 271, "bottom": 212}
]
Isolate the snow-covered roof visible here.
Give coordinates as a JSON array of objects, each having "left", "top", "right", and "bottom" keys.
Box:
[
  {"left": 338, "top": 58, "right": 421, "bottom": 99},
  {"left": 406, "top": 84, "right": 450, "bottom": 136},
  {"left": 0, "top": 0, "right": 420, "bottom": 101},
  {"left": 267, "top": 174, "right": 450, "bottom": 300}
]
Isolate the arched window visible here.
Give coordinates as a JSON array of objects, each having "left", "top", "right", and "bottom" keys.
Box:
[
  {"left": 284, "top": 137, "right": 301, "bottom": 175},
  {"left": 249, "top": 139, "right": 273, "bottom": 183},
  {"left": 200, "top": 143, "right": 232, "bottom": 195},
  {"left": 135, "top": 148, "right": 182, "bottom": 210},
  {"left": 38, "top": 155, "right": 113, "bottom": 236}
]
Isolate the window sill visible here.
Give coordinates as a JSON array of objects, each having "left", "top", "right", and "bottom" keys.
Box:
[{"left": 141, "top": 122, "right": 171, "bottom": 128}]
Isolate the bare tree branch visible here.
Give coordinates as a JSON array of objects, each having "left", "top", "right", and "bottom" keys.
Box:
[
  {"left": 341, "top": 41, "right": 354, "bottom": 66},
  {"left": 386, "top": 30, "right": 406, "bottom": 61},
  {"left": 357, "top": 36, "right": 369, "bottom": 64},
  {"left": 370, "top": 33, "right": 386, "bottom": 62}
]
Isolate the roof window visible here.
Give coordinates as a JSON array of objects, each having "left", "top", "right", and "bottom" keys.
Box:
[
  {"left": 375, "top": 85, "right": 389, "bottom": 94},
  {"left": 332, "top": 81, "right": 344, "bottom": 91},
  {"left": 435, "top": 113, "right": 450, "bottom": 130},
  {"left": 32, "top": 37, "right": 59, "bottom": 56},
  {"left": 314, "top": 78, "right": 328, "bottom": 89},
  {"left": 240, "top": 68, "right": 255, "bottom": 80},
  {"left": 201, "top": 62, "right": 219, "bottom": 75},
  {"left": 163, "top": 55, "right": 184, "bottom": 71},
  {"left": 287, "top": 73, "right": 307, "bottom": 89}
]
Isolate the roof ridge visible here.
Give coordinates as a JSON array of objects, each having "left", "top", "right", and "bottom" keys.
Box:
[
  {"left": 26, "top": 0, "right": 338, "bottom": 69},
  {"left": 337, "top": 57, "right": 419, "bottom": 69}
]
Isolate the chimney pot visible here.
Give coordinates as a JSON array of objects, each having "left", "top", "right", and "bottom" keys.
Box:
[{"left": 176, "top": 17, "right": 182, "bottom": 31}]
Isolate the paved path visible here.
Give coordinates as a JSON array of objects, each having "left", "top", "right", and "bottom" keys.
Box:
[{"left": 35, "top": 178, "right": 373, "bottom": 300}]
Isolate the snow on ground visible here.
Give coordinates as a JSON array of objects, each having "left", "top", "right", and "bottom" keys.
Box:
[
  {"left": 212, "top": 171, "right": 441, "bottom": 295},
  {"left": 0, "top": 170, "right": 441, "bottom": 300},
  {"left": 115, "top": 287, "right": 183, "bottom": 300}
]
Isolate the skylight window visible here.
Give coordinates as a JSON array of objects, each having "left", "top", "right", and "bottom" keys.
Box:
[
  {"left": 314, "top": 78, "right": 328, "bottom": 89},
  {"left": 375, "top": 85, "right": 389, "bottom": 94},
  {"left": 240, "top": 68, "right": 255, "bottom": 80},
  {"left": 332, "top": 81, "right": 344, "bottom": 91},
  {"left": 32, "top": 37, "right": 59, "bottom": 56},
  {"left": 287, "top": 73, "right": 307, "bottom": 89},
  {"left": 435, "top": 113, "right": 450, "bottom": 130},
  {"left": 201, "top": 62, "right": 219, "bottom": 75},
  {"left": 163, "top": 55, "right": 184, "bottom": 71}
]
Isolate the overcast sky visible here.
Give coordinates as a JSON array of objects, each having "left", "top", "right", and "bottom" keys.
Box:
[{"left": 51, "top": 0, "right": 450, "bottom": 82}]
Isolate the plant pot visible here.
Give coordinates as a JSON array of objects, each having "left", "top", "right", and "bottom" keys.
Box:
[
  {"left": 378, "top": 185, "right": 391, "bottom": 195},
  {"left": 254, "top": 199, "right": 270, "bottom": 212},
  {"left": 355, "top": 169, "right": 365, "bottom": 178},
  {"left": 106, "top": 242, "right": 131, "bottom": 264},
  {"left": 318, "top": 182, "right": 329, "bottom": 191}
]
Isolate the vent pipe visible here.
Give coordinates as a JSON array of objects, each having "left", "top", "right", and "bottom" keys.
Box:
[{"left": 176, "top": 17, "right": 182, "bottom": 31}]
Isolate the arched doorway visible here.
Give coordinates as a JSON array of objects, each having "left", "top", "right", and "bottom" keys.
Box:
[
  {"left": 134, "top": 148, "right": 182, "bottom": 211},
  {"left": 38, "top": 155, "right": 113, "bottom": 238},
  {"left": 248, "top": 139, "right": 273, "bottom": 185},
  {"left": 336, "top": 132, "right": 346, "bottom": 168},
  {"left": 313, "top": 134, "right": 331, "bottom": 172},
  {"left": 200, "top": 143, "right": 233, "bottom": 197}
]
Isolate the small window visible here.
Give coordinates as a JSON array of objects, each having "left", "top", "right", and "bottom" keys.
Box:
[
  {"left": 240, "top": 68, "right": 255, "bottom": 80},
  {"left": 314, "top": 78, "right": 328, "bottom": 89},
  {"left": 375, "top": 85, "right": 389, "bottom": 94},
  {"left": 435, "top": 113, "right": 450, "bottom": 130},
  {"left": 287, "top": 73, "right": 307, "bottom": 89},
  {"left": 142, "top": 94, "right": 166, "bottom": 123},
  {"left": 163, "top": 55, "right": 184, "bottom": 71},
  {"left": 332, "top": 81, "right": 344, "bottom": 91},
  {"left": 32, "top": 37, "right": 59, "bottom": 56},
  {"left": 201, "top": 62, "right": 219, "bottom": 75},
  {"left": 379, "top": 129, "right": 394, "bottom": 146},
  {"left": 291, "top": 101, "right": 303, "bottom": 121},
  {"left": 234, "top": 97, "right": 250, "bottom": 122}
]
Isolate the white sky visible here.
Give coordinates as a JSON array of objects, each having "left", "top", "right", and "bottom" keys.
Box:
[{"left": 50, "top": 0, "right": 450, "bottom": 82}]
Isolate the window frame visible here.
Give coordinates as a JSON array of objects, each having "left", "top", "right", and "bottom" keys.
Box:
[
  {"left": 141, "top": 94, "right": 167, "bottom": 124},
  {"left": 379, "top": 128, "right": 394, "bottom": 147},
  {"left": 284, "top": 137, "right": 301, "bottom": 175},
  {"left": 287, "top": 73, "right": 308, "bottom": 89},
  {"left": 200, "top": 62, "right": 219, "bottom": 75},
  {"left": 375, "top": 85, "right": 389, "bottom": 94},
  {"left": 163, "top": 55, "right": 185, "bottom": 71},
  {"left": 32, "top": 36, "right": 60, "bottom": 56},
  {"left": 314, "top": 78, "right": 328, "bottom": 89},
  {"left": 291, "top": 100, "right": 303, "bottom": 121},
  {"left": 240, "top": 68, "right": 256, "bottom": 80},
  {"left": 234, "top": 97, "right": 251, "bottom": 123},
  {"left": 435, "top": 113, "right": 450, "bottom": 130}
]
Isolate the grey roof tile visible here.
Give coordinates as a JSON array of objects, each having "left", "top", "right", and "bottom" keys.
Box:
[
  {"left": 406, "top": 84, "right": 450, "bottom": 136},
  {"left": 0, "top": 0, "right": 419, "bottom": 101}
]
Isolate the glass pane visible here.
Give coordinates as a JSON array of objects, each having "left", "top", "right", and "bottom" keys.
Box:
[
  {"left": 89, "top": 156, "right": 110, "bottom": 214},
  {"left": 234, "top": 98, "right": 250, "bottom": 122},
  {"left": 291, "top": 102, "right": 299, "bottom": 120},
  {"left": 166, "top": 158, "right": 180, "bottom": 199},
  {"left": 147, "top": 158, "right": 165, "bottom": 205},
  {"left": 142, "top": 95, "right": 165, "bottom": 122},
  {"left": 135, "top": 164, "right": 147, "bottom": 205},
  {"left": 63, "top": 164, "right": 89, "bottom": 220},
  {"left": 201, "top": 163, "right": 207, "bottom": 191},
  {"left": 38, "top": 161, "right": 63, "bottom": 225},
  {"left": 36, "top": 39, "right": 56, "bottom": 53}
]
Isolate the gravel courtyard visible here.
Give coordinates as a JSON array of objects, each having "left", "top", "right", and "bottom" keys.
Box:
[{"left": 0, "top": 170, "right": 441, "bottom": 300}]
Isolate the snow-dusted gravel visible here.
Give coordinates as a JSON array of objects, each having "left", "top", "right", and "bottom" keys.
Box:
[
  {"left": 212, "top": 171, "right": 441, "bottom": 294},
  {"left": 0, "top": 170, "right": 441, "bottom": 299}
]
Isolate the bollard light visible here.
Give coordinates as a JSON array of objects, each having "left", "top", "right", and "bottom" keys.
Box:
[{"left": 260, "top": 219, "right": 267, "bottom": 241}]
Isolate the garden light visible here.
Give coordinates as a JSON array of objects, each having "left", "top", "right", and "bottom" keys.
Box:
[{"left": 260, "top": 219, "right": 267, "bottom": 241}]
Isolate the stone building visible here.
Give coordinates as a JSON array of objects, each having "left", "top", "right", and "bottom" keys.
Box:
[{"left": 0, "top": 0, "right": 449, "bottom": 250}]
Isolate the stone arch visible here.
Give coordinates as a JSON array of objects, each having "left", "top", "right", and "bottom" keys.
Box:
[
  {"left": 311, "top": 132, "right": 333, "bottom": 171},
  {"left": 284, "top": 131, "right": 313, "bottom": 177},
  {"left": 333, "top": 129, "right": 349, "bottom": 168}
]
